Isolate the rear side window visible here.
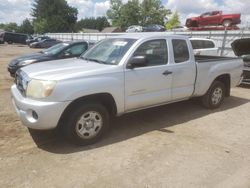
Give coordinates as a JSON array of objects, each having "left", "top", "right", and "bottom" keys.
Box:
[
  {"left": 172, "top": 39, "right": 190, "bottom": 63},
  {"left": 191, "top": 40, "right": 215, "bottom": 49},
  {"left": 204, "top": 40, "right": 215, "bottom": 48}
]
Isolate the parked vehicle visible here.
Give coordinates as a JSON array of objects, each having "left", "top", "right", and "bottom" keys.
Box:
[
  {"left": 30, "top": 38, "right": 61, "bottom": 48},
  {"left": 0, "top": 32, "right": 4, "bottom": 44},
  {"left": 190, "top": 38, "right": 218, "bottom": 56},
  {"left": 171, "top": 26, "right": 189, "bottom": 31},
  {"left": 0, "top": 32, "right": 29, "bottom": 44},
  {"left": 26, "top": 36, "right": 50, "bottom": 45},
  {"left": 126, "top": 25, "right": 143, "bottom": 32},
  {"left": 8, "top": 40, "right": 92, "bottom": 77},
  {"left": 231, "top": 38, "right": 250, "bottom": 84},
  {"left": 188, "top": 25, "right": 240, "bottom": 31},
  {"left": 186, "top": 11, "right": 241, "bottom": 27},
  {"left": 143, "top": 25, "right": 166, "bottom": 32},
  {"left": 11, "top": 34, "right": 243, "bottom": 145}
]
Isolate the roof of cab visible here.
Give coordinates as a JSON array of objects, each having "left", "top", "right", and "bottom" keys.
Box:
[{"left": 110, "top": 33, "right": 189, "bottom": 40}]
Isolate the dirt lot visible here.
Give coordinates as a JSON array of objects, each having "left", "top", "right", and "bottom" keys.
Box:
[{"left": 0, "top": 44, "right": 250, "bottom": 188}]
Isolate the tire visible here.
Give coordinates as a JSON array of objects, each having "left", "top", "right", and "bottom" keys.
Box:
[
  {"left": 223, "top": 19, "right": 232, "bottom": 27},
  {"left": 201, "top": 81, "right": 226, "bottom": 109},
  {"left": 191, "top": 21, "right": 198, "bottom": 27},
  {"left": 63, "top": 102, "right": 110, "bottom": 145}
]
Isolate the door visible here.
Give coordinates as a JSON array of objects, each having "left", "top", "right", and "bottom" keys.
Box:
[
  {"left": 200, "top": 11, "right": 221, "bottom": 26},
  {"left": 208, "top": 11, "right": 221, "bottom": 25},
  {"left": 170, "top": 39, "right": 196, "bottom": 100},
  {"left": 125, "top": 39, "right": 173, "bottom": 111}
]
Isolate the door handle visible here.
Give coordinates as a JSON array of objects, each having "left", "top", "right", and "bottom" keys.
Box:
[{"left": 162, "top": 70, "right": 172, "bottom": 76}]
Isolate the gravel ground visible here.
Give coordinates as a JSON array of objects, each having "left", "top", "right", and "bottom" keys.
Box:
[{"left": 0, "top": 44, "right": 250, "bottom": 188}]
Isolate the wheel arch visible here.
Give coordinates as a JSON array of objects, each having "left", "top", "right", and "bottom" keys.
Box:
[
  {"left": 222, "top": 18, "right": 232, "bottom": 25},
  {"left": 58, "top": 93, "right": 118, "bottom": 127},
  {"left": 213, "top": 74, "right": 231, "bottom": 97}
]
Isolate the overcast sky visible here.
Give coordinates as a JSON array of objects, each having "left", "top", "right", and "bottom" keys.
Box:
[{"left": 0, "top": 0, "right": 249, "bottom": 26}]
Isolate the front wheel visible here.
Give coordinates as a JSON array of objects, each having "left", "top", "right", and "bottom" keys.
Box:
[
  {"left": 63, "top": 102, "right": 110, "bottom": 145},
  {"left": 201, "top": 81, "right": 226, "bottom": 109}
]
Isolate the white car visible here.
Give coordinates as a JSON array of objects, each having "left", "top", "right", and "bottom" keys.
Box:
[
  {"left": 171, "top": 26, "right": 189, "bottom": 31},
  {"left": 190, "top": 38, "right": 219, "bottom": 56},
  {"left": 126, "top": 25, "right": 143, "bottom": 32}
]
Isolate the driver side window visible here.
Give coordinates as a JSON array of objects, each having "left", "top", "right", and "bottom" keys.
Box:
[{"left": 133, "top": 39, "right": 168, "bottom": 66}]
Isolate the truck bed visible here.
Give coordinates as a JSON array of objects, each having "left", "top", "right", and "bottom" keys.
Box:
[{"left": 195, "top": 55, "right": 239, "bottom": 63}]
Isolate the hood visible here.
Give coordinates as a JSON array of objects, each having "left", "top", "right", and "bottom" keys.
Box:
[
  {"left": 231, "top": 38, "right": 250, "bottom": 56},
  {"left": 21, "top": 58, "right": 117, "bottom": 81},
  {"left": 9, "top": 52, "right": 51, "bottom": 66}
]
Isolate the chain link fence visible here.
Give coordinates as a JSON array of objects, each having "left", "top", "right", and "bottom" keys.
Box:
[{"left": 46, "top": 30, "right": 250, "bottom": 57}]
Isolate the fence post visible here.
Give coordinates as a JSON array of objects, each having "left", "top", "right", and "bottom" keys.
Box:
[{"left": 220, "top": 30, "right": 228, "bottom": 56}]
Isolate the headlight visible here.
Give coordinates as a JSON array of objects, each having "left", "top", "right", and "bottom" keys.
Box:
[
  {"left": 20, "top": 59, "right": 37, "bottom": 66},
  {"left": 26, "top": 79, "right": 57, "bottom": 98}
]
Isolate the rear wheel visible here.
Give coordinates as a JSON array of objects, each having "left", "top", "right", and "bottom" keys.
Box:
[
  {"left": 63, "top": 102, "right": 110, "bottom": 145},
  {"left": 223, "top": 19, "right": 232, "bottom": 27},
  {"left": 201, "top": 81, "right": 226, "bottom": 109}
]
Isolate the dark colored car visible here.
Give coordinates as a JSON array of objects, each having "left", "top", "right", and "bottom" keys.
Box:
[
  {"left": 26, "top": 36, "right": 50, "bottom": 45},
  {"left": 30, "top": 38, "right": 61, "bottom": 48},
  {"left": 186, "top": 11, "right": 241, "bottom": 28},
  {"left": 231, "top": 38, "right": 250, "bottom": 84},
  {"left": 143, "top": 25, "right": 166, "bottom": 32},
  {"left": 0, "top": 32, "right": 29, "bottom": 44},
  {"left": 8, "top": 40, "right": 92, "bottom": 77}
]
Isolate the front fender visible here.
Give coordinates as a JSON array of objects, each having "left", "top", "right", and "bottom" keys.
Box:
[{"left": 50, "top": 74, "right": 125, "bottom": 114}]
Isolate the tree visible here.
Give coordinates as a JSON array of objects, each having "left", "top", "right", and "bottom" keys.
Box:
[
  {"left": 141, "top": 0, "right": 171, "bottom": 26},
  {"left": 76, "top": 17, "right": 110, "bottom": 31},
  {"left": 165, "top": 11, "right": 181, "bottom": 30},
  {"left": 32, "top": 0, "right": 78, "bottom": 33},
  {"left": 1, "top": 23, "right": 19, "bottom": 32},
  {"left": 106, "top": 0, "right": 123, "bottom": 27},
  {"left": 119, "top": 0, "right": 141, "bottom": 28},
  {"left": 96, "top": 17, "right": 110, "bottom": 31},
  {"left": 18, "top": 19, "right": 34, "bottom": 34},
  {"left": 107, "top": 0, "right": 171, "bottom": 28}
]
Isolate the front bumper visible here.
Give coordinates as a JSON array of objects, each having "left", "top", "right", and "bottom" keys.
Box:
[
  {"left": 8, "top": 66, "right": 18, "bottom": 77},
  {"left": 242, "top": 67, "right": 250, "bottom": 84},
  {"left": 11, "top": 85, "right": 71, "bottom": 130}
]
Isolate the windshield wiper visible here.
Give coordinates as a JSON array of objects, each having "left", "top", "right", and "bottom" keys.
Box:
[{"left": 81, "top": 57, "right": 108, "bottom": 65}]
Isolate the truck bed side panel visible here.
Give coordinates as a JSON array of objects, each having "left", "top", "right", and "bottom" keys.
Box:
[{"left": 194, "top": 58, "right": 243, "bottom": 96}]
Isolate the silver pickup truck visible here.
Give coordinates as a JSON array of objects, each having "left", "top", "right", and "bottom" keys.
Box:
[{"left": 11, "top": 34, "right": 243, "bottom": 145}]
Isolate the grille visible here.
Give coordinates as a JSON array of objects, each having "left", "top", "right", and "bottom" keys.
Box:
[{"left": 15, "top": 70, "right": 30, "bottom": 96}]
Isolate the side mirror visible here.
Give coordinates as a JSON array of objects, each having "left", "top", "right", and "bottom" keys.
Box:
[
  {"left": 127, "top": 56, "right": 147, "bottom": 69},
  {"left": 63, "top": 51, "right": 71, "bottom": 57}
]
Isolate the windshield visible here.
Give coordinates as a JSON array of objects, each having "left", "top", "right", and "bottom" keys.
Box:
[
  {"left": 42, "top": 43, "right": 69, "bottom": 55},
  {"left": 81, "top": 38, "right": 136, "bottom": 65}
]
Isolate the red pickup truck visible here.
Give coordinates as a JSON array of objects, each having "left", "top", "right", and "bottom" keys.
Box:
[{"left": 186, "top": 11, "right": 241, "bottom": 27}]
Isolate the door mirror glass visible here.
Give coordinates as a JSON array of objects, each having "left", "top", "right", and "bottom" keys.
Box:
[
  {"left": 127, "top": 56, "right": 147, "bottom": 69},
  {"left": 63, "top": 51, "right": 72, "bottom": 57}
]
